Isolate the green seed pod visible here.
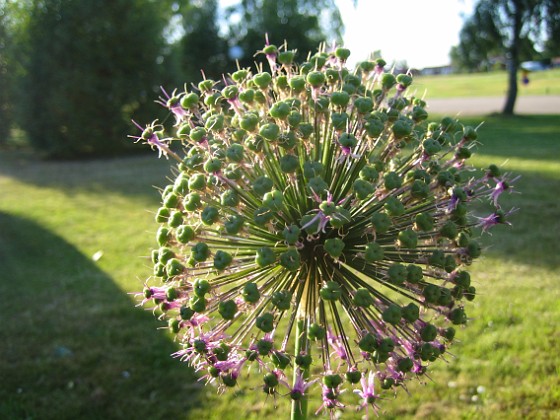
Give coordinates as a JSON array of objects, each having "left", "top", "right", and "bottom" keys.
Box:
[
  {"left": 397, "top": 357, "right": 413, "bottom": 372},
  {"left": 183, "top": 192, "right": 201, "bottom": 211},
  {"left": 214, "top": 250, "right": 233, "bottom": 271},
  {"left": 279, "top": 154, "right": 299, "bottom": 173},
  {"left": 306, "top": 71, "right": 326, "bottom": 87},
  {"left": 410, "top": 179, "right": 430, "bottom": 199},
  {"left": 188, "top": 173, "right": 206, "bottom": 191},
  {"left": 308, "top": 323, "right": 326, "bottom": 341},
  {"left": 240, "top": 112, "right": 259, "bottom": 132},
  {"left": 378, "top": 337, "right": 394, "bottom": 353},
  {"left": 423, "top": 284, "right": 442, "bottom": 304},
  {"left": 382, "top": 304, "right": 402, "bottom": 325},
  {"left": 226, "top": 144, "right": 245, "bottom": 163},
  {"left": 397, "top": 229, "right": 418, "bottom": 248},
  {"left": 402, "top": 303, "right": 420, "bottom": 323},
  {"left": 346, "top": 370, "right": 362, "bottom": 384},
  {"left": 301, "top": 162, "right": 323, "bottom": 181},
  {"left": 239, "top": 89, "right": 255, "bottom": 104},
  {"left": 191, "top": 242, "right": 210, "bottom": 262},
  {"left": 218, "top": 299, "right": 238, "bottom": 320},
  {"left": 269, "top": 101, "right": 291, "bottom": 120},
  {"left": 444, "top": 255, "right": 457, "bottom": 273},
  {"left": 287, "top": 111, "right": 302, "bottom": 128},
  {"left": 271, "top": 351, "right": 291, "bottom": 369},
  {"left": 320, "top": 281, "right": 342, "bottom": 301},
  {"left": 354, "top": 96, "right": 373, "bottom": 114},
  {"left": 203, "top": 158, "right": 222, "bottom": 174},
  {"left": 365, "top": 118, "right": 385, "bottom": 138},
  {"left": 253, "top": 176, "right": 274, "bottom": 196},
  {"left": 331, "top": 112, "right": 349, "bottom": 131},
  {"left": 253, "top": 72, "right": 272, "bottom": 89},
  {"left": 201, "top": 206, "right": 220, "bottom": 225},
  {"left": 253, "top": 206, "right": 273, "bottom": 226},
  {"left": 330, "top": 91, "right": 350, "bottom": 107},
  {"left": 155, "top": 207, "right": 170, "bottom": 223},
  {"left": 295, "top": 353, "right": 312, "bottom": 368},
  {"left": 256, "top": 246, "right": 276, "bottom": 267},
  {"left": 353, "top": 179, "right": 375, "bottom": 200},
  {"left": 422, "top": 138, "right": 442, "bottom": 156},
  {"left": 414, "top": 212, "right": 434, "bottom": 232},
  {"left": 168, "top": 318, "right": 180, "bottom": 334},
  {"left": 454, "top": 271, "right": 471, "bottom": 288},
  {"left": 329, "top": 206, "right": 352, "bottom": 228},
  {"left": 440, "top": 221, "right": 458, "bottom": 240},
  {"left": 381, "top": 73, "right": 397, "bottom": 90},
  {"left": 372, "top": 350, "right": 389, "bottom": 363},
  {"left": 324, "top": 237, "right": 345, "bottom": 258},
  {"left": 220, "top": 190, "right": 240, "bottom": 207},
  {"left": 467, "top": 241, "right": 482, "bottom": 259},
  {"left": 438, "top": 287, "right": 453, "bottom": 306},
  {"left": 224, "top": 214, "right": 244, "bottom": 235},
  {"left": 388, "top": 263, "right": 407, "bottom": 285},
  {"left": 167, "top": 211, "right": 182, "bottom": 228},
  {"left": 364, "top": 242, "right": 384, "bottom": 262},
  {"left": 384, "top": 172, "right": 402, "bottom": 190},
  {"left": 282, "top": 224, "right": 301, "bottom": 245},
  {"left": 306, "top": 176, "right": 328, "bottom": 197},
  {"left": 455, "top": 147, "right": 472, "bottom": 160},
  {"left": 259, "top": 123, "right": 280, "bottom": 141},
  {"left": 384, "top": 196, "right": 405, "bottom": 217},
  {"left": 242, "top": 282, "right": 260, "bottom": 304},
  {"left": 420, "top": 323, "right": 438, "bottom": 342},
  {"left": 353, "top": 288, "right": 374, "bottom": 307},
  {"left": 443, "top": 327, "right": 456, "bottom": 341},
  {"left": 406, "top": 264, "right": 423, "bottom": 283},
  {"left": 163, "top": 192, "right": 179, "bottom": 208},
  {"left": 462, "top": 125, "right": 478, "bottom": 141},
  {"left": 271, "top": 290, "right": 292, "bottom": 310},
  {"left": 428, "top": 250, "right": 446, "bottom": 268},
  {"left": 371, "top": 212, "right": 392, "bottom": 233},
  {"left": 338, "top": 132, "right": 357, "bottom": 148},
  {"left": 289, "top": 76, "right": 306, "bottom": 93},
  {"left": 358, "top": 333, "right": 378, "bottom": 353},
  {"left": 256, "top": 312, "right": 274, "bottom": 333},
  {"left": 298, "top": 122, "right": 314, "bottom": 138},
  {"left": 448, "top": 307, "right": 467, "bottom": 325},
  {"left": 256, "top": 338, "right": 273, "bottom": 356},
  {"left": 180, "top": 305, "right": 194, "bottom": 320},
  {"left": 263, "top": 190, "right": 284, "bottom": 211},
  {"left": 205, "top": 114, "right": 225, "bottom": 132},
  {"left": 381, "top": 377, "right": 395, "bottom": 390},
  {"left": 156, "top": 226, "right": 171, "bottom": 246},
  {"left": 280, "top": 249, "right": 300, "bottom": 272},
  {"left": 278, "top": 50, "right": 296, "bottom": 65},
  {"left": 189, "top": 295, "right": 207, "bottom": 313},
  {"left": 153, "top": 262, "right": 166, "bottom": 277},
  {"left": 359, "top": 165, "right": 378, "bottom": 182},
  {"left": 180, "top": 92, "right": 199, "bottom": 109}
]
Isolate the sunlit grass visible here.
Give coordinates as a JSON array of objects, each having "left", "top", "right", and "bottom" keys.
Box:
[
  {"left": 414, "top": 68, "right": 560, "bottom": 98},
  {"left": 0, "top": 114, "right": 558, "bottom": 419}
]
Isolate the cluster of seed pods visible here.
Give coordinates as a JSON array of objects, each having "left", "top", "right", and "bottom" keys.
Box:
[{"left": 134, "top": 44, "right": 514, "bottom": 416}]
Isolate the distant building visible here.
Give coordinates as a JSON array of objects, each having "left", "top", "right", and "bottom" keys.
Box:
[{"left": 420, "top": 65, "right": 454, "bottom": 76}]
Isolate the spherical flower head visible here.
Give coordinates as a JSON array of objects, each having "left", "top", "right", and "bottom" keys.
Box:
[{"left": 133, "top": 40, "right": 516, "bottom": 415}]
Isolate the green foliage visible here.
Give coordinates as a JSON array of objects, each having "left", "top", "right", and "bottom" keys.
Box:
[
  {"left": 10, "top": 0, "right": 174, "bottom": 158},
  {"left": 225, "top": 0, "right": 343, "bottom": 68}
]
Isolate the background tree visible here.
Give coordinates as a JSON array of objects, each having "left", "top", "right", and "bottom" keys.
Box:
[
  {"left": 451, "top": 0, "right": 560, "bottom": 115},
  {"left": 224, "top": 0, "right": 343, "bottom": 68},
  {"left": 174, "top": 0, "right": 229, "bottom": 83},
  {"left": 9, "top": 0, "right": 180, "bottom": 158}
]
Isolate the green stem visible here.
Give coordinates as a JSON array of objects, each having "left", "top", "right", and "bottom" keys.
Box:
[{"left": 291, "top": 319, "right": 308, "bottom": 420}]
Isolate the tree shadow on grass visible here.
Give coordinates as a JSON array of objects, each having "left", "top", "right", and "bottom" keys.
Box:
[
  {"left": 0, "top": 151, "right": 173, "bottom": 203},
  {"left": 0, "top": 212, "right": 202, "bottom": 419}
]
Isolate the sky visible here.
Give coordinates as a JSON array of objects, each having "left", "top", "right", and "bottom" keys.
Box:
[
  {"left": 337, "top": 0, "right": 477, "bottom": 69},
  {"left": 219, "top": 0, "right": 477, "bottom": 70}
]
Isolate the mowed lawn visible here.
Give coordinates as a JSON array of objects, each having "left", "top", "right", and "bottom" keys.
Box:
[
  {"left": 413, "top": 68, "right": 560, "bottom": 98},
  {"left": 0, "top": 114, "right": 559, "bottom": 419}
]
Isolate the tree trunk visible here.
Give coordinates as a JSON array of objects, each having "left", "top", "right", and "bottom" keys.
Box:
[{"left": 502, "top": 0, "right": 524, "bottom": 115}]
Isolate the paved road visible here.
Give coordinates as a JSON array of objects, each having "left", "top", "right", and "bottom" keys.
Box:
[{"left": 425, "top": 95, "right": 560, "bottom": 115}]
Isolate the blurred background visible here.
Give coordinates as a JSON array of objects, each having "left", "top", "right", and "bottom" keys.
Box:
[{"left": 0, "top": 0, "right": 559, "bottom": 419}]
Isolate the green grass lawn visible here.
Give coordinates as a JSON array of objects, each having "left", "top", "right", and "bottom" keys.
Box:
[
  {"left": 413, "top": 68, "right": 560, "bottom": 98},
  {"left": 1, "top": 114, "right": 559, "bottom": 419}
]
